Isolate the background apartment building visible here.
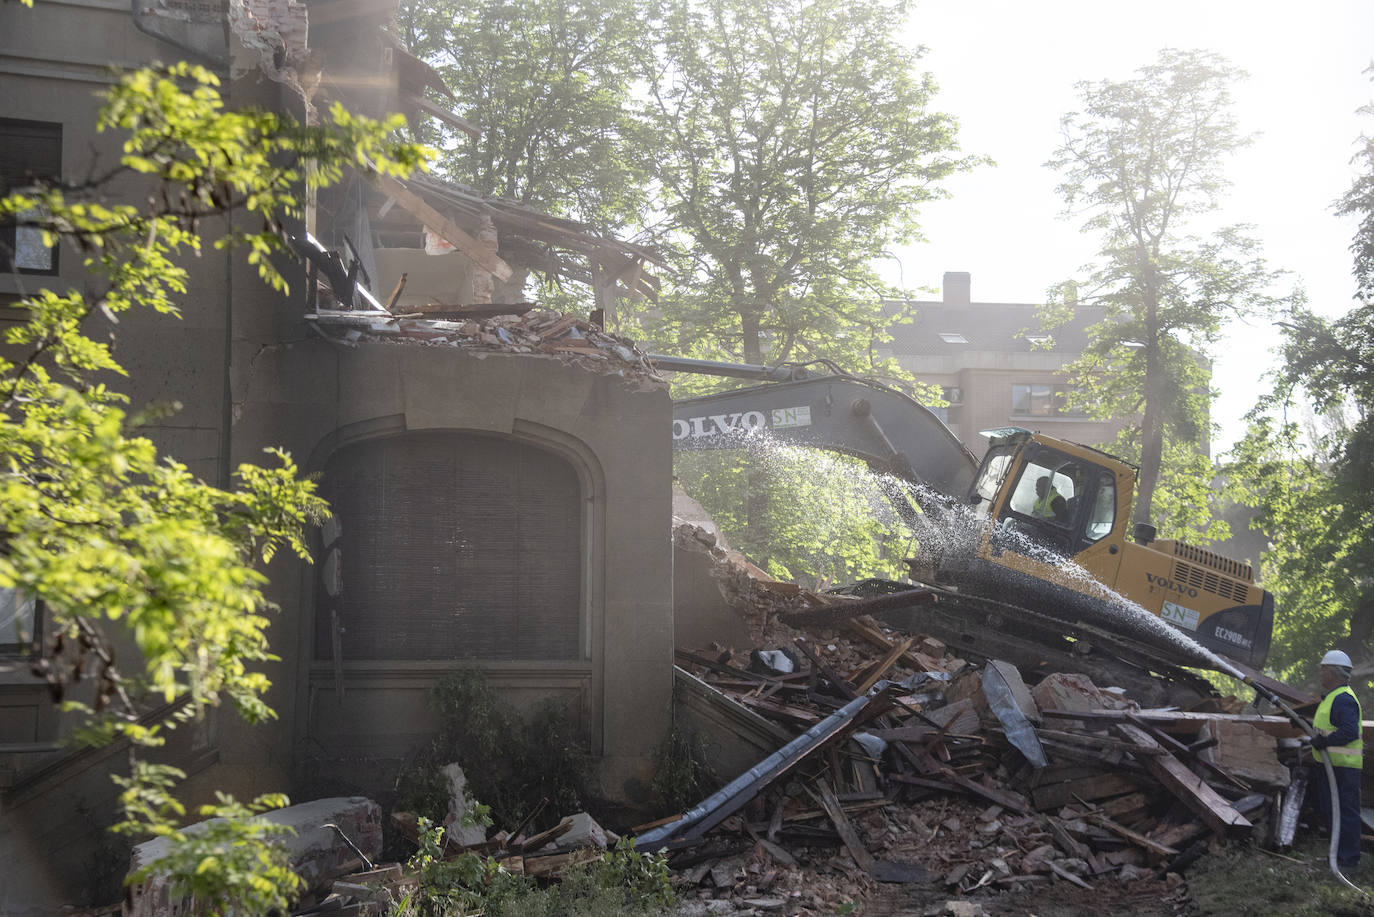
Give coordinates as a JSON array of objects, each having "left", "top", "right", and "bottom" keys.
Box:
[{"left": 881, "top": 271, "right": 1124, "bottom": 456}]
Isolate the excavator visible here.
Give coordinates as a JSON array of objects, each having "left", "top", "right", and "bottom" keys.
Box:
[{"left": 652, "top": 355, "right": 1278, "bottom": 704}]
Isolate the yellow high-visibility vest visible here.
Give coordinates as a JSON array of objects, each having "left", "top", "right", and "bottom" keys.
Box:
[
  {"left": 1033, "top": 486, "right": 1062, "bottom": 519},
  {"left": 1313, "top": 685, "right": 1363, "bottom": 769}
]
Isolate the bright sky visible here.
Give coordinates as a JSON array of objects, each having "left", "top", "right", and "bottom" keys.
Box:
[{"left": 889, "top": 0, "right": 1373, "bottom": 454}]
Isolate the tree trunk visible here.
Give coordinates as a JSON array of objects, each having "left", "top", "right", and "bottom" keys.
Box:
[
  {"left": 741, "top": 308, "right": 763, "bottom": 364},
  {"left": 1135, "top": 265, "right": 1164, "bottom": 527}
]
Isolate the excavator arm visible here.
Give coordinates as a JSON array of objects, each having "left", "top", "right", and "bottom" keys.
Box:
[{"left": 655, "top": 355, "right": 979, "bottom": 500}]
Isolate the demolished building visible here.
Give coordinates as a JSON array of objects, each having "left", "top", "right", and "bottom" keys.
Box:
[{"left": 0, "top": 1, "right": 672, "bottom": 908}]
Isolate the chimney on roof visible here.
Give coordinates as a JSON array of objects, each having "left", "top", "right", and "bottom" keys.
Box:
[{"left": 943, "top": 271, "right": 971, "bottom": 305}]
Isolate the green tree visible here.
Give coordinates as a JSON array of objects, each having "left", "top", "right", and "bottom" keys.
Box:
[
  {"left": 1226, "top": 71, "right": 1374, "bottom": 682},
  {"left": 1228, "top": 413, "right": 1366, "bottom": 684},
  {"left": 0, "top": 62, "right": 425, "bottom": 909},
  {"left": 635, "top": 0, "right": 978, "bottom": 369},
  {"left": 394, "top": 0, "right": 651, "bottom": 234},
  {"left": 1339, "top": 67, "right": 1374, "bottom": 302},
  {"left": 675, "top": 446, "right": 910, "bottom": 590},
  {"left": 1044, "top": 48, "right": 1288, "bottom": 536}
]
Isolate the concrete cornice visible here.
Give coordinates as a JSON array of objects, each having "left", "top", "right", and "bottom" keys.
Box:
[{"left": 0, "top": 51, "right": 140, "bottom": 84}]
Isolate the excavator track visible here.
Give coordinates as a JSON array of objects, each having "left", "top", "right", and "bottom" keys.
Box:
[{"left": 863, "top": 581, "right": 1216, "bottom": 707}]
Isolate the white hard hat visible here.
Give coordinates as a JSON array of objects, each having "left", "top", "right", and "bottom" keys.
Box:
[{"left": 1322, "top": 649, "right": 1354, "bottom": 669}]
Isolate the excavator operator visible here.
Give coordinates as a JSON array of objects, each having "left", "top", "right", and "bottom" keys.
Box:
[{"left": 1032, "top": 476, "right": 1068, "bottom": 524}]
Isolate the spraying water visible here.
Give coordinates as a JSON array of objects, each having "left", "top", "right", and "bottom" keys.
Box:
[{"left": 677, "top": 429, "right": 1242, "bottom": 677}]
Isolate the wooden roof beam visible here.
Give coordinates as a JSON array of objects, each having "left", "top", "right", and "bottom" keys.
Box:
[{"left": 371, "top": 173, "right": 513, "bottom": 282}]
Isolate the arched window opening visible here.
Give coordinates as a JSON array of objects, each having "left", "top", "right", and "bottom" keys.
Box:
[{"left": 316, "top": 432, "right": 583, "bottom": 661}]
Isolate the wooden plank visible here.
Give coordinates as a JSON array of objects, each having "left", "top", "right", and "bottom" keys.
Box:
[
  {"left": 1148, "top": 793, "right": 1269, "bottom": 849},
  {"left": 404, "top": 92, "right": 481, "bottom": 139},
  {"left": 1030, "top": 773, "right": 1142, "bottom": 811},
  {"left": 846, "top": 618, "right": 944, "bottom": 674},
  {"left": 1125, "top": 713, "right": 1250, "bottom": 791},
  {"left": 738, "top": 696, "right": 821, "bottom": 727},
  {"left": 674, "top": 649, "right": 781, "bottom": 685},
  {"left": 1042, "top": 708, "right": 1304, "bottom": 739},
  {"left": 1115, "top": 723, "right": 1252, "bottom": 837},
  {"left": 592, "top": 244, "right": 661, "bottom": 300},
  {"left": 371, "top": 173, "right": 513, "bottom": 281},
  {"left": 1084, "top": 791, "right": 1152, "bottom": 822},
  {"left": 792, "top": 638, "right": 860, "bottom": 700},
  {"left": 892, "top": 765, "right": 1031, "bottom": 814},
  {"left": 1034, "top": 727, "right": 1166, "bottom": 757},
  {"left": 1048, "top": 860, "right": 1093, "bottom": 889},
  {"left": 520, "top": 819, "right": 572, "bottom": 852},
  {"left": 524, "top": 847, "right": 601, "bottom": 878},
  {"left": 868, "top": 724, "right": 938, "bottom": 743},
  {"left": 852, "top": 635, "right": 917, "bottom": 694},
  {"left": 1046, "top": 815, "right": 1091, "bottom": 860},
  {"left": 811, "top": 777, "right": 877, "bottom": 873},
  {"left": 761, "top": 798, "right": 890, "bottom": 827},
  {"left": 779, "top": 588, "right": 936, "bottom": 627},
  {"left": 1082, "top": 810, "right": 1178, "bottom": 858}
]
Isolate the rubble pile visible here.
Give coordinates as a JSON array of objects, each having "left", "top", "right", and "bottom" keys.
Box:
[
  {"left": 673, "top": 522, "right": 829, "bottom": 645},
  {"left": 277, "top": 808, "right": 628, "bottom": 915},
  {"left": 306, "top": 305, "right": 664, "bottom": 382},
  {"left": 654, "top": 534, "right": 1312, "bottom": 914},
  {"left": 129, "top": 565, "right": 1319, "bottom": 916}
]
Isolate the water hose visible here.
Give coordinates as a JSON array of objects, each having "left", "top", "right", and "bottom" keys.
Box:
[{"left": 1235, "top": 673, "right": 1363, "bottom": 891}]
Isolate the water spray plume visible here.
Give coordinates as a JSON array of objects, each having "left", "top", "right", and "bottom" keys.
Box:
[{"left": 683, "top": 430, "right": 1237, "bottom": 674}]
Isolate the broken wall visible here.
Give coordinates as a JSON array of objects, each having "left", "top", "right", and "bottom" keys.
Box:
[{"left": 221, "top": 339, "right": 674, "bottom": 808}]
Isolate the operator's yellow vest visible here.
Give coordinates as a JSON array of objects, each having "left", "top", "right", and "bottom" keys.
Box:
[
  {"left": 1033, "top": 486, "right": 1062, "bottom": 519},
  {"left": 1313, "top": 685, "right": 1363, "bottom": 769}
]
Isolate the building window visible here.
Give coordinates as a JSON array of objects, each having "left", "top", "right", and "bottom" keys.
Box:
[
  {"left": 0, "top": 588, "right": 41, "bottom": 656},
  {"left": 1011, "top": 383, "right": 1081, "bottom": 417},
  {"left": 0, "top": 118, "right": 62, "bottom": 275},
  {"left": 938, "top": 332, "right": 969, "bottom": 344},
  {"left": 316, "top": 432, "right": 583, "bottom": 662}
]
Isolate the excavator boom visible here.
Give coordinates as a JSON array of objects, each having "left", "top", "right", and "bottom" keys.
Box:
[{"left": 660, "top": 359, "right": 978, "bottom": 499}]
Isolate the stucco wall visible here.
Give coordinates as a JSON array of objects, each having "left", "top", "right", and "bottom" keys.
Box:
[
  {"left": 221, "top": 338, "right": 675, "bottom": 808},
  {"left": 1, "top": 5, "right": 676, "bottom": 907}
]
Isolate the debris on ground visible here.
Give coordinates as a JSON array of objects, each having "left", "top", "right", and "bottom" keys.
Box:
[
  {"left": 648, "top": 525, "right": 1324, "bottom": 915},
  {"left": 129, "top": 530, "right": 1356, "bottom": 917}
]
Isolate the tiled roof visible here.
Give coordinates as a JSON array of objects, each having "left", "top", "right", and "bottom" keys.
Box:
[{"left": 883, "top": 300, "right": 1108, "bottom": 357}]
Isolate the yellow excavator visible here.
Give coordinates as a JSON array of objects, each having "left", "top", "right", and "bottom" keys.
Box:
[{"left": 654, "top": 355, "right": 1276, "bottom": 701}]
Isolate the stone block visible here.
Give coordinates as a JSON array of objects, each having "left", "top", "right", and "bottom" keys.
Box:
[
  {"left": 1198, "top": 720, "right": 1290, "bottom": 789},
  {"left": 441, "top": 763, "right": 489, "bottom": 846},
  {"left": 537, "top": 811, "right": 619, "bottom": 852},
  {"left": 125, "top": 796, "right": 382, "bottom": 916}
]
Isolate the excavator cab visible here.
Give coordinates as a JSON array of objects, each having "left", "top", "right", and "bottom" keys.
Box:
[
  {"left": 961, "top": 428, "right": 1273, "bottom": 668},
  {"left": 970, "top": 429, "right": 1122, "bottom": 560}
]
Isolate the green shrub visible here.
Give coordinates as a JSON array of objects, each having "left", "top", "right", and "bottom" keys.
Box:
[
  {"left": 650, "top": 722, "right": 716, "bottom": 815},
  {"left": 397, "top": 821, "right": 673, "bottom": 917},
  {"left": 395, "top": 669, "right": 591, "bottom": 834}
]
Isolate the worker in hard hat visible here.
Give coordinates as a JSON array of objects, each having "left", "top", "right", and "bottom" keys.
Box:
[{"left": 1310, "top": 649, "right": 1363, "bottom": 869}]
